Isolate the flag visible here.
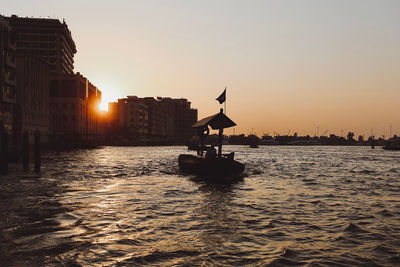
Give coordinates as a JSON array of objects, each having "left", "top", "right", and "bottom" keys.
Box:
[{"left": 216, "top": 87, "right": 226, "bottom": 104}]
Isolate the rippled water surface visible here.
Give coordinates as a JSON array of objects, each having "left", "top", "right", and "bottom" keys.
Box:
[{"left": 1, "top": 146, "right": 400, "bottom": 266}]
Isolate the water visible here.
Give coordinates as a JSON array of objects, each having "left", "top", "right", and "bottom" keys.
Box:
[{"left": 1, "top": 146, "right": 400, "bottom": 266}]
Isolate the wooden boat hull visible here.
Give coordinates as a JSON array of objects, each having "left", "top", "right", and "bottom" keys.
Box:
[{"left": 178, "top": 154, "right": 245, "bottom": 181}]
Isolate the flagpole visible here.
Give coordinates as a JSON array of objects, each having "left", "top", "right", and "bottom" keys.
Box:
[
  {"left": 224, "top": 87, "right": 227, "bottom": 114},
  {"left": 224, "top": 100, "right": 226, "bottom": 114}
]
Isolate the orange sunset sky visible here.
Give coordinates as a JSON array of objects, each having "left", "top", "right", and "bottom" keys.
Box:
[{"left": 2, "top": 0, "right": 400, "bottom": 137}]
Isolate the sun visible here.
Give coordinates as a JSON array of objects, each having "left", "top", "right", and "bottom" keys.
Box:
[
  {"left": 99, "top": 101, "right": 109, "bottom": 111},
  {"left": 95, "top": 80, "right": 123, "bottom": 112}
]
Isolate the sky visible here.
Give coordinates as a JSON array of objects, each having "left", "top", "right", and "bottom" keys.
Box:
[{"left": 2, "top": 0, "right": 400, "bottom": 137}]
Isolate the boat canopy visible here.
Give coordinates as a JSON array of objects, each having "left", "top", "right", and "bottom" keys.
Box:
[{"left": 192, "top": 109, "right": 236, "bottom": 130}]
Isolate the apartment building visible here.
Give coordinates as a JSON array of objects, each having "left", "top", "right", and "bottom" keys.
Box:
[
  {"left": 49, "top": 73, "right": 101, "bottom": 139},
  {"left": 157, "top": 97, "right": 197, "bottom": 144},
  {"left": 7, "top": 15, "right": 76, "bottom": 76},
  {"left": 14, "top": 50, "right": 50, "bottom": 143},
  {"left": 109, "top": 96, "right": 197, "bottom": 144},
  {"left": 0, "top": 16, "right": 16, "bottom": 135}
]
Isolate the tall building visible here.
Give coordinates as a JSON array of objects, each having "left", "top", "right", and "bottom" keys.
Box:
[
  {"left": 49, "top": 73, "right": 101, "bottom": 140},
  {"left": 0, "top": 16, "right": 16, "bottom": 135},
  {"left": 157, "top": 97, "right": 198, "bottom": 144},
  {"left": 14, "top": 50, "right": 50, "bottom": 143},
  {"left": 115, "top": 96, "right": 149, "bottom": 143},
  {"left": 107, "top": 101, "right": 119, "bottom": 135},
  {"left": 87, "top": 81, "right": 102, "bottom": 138},
  {"left": 142, "top": 97, "right": 167, "bottom": 143},
  {"left": 7, "top": 15, "right": 103, "bottom": 141},
  {"left": 109, "top": 96, "right": 197, "bottom": 144},
  {"left": 6, "top": 15, "right": 77, "bottom": 76}
]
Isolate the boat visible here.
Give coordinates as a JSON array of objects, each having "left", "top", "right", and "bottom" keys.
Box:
[
  {"left": 249, "top": 143, "right": 259, "bottom": 148},
  {"left": 178, "top": 108, "right": 245, "bottom": 182},
  {"left": 178, "top": 154, "right": 244, "bottom": 177}
]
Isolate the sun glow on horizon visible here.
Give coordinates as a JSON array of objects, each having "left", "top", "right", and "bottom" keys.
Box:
[
  {"left": 95, "top": 80, "right": 123, "bottom": 112},
  {"left": 99, "top": 101, "right": 109, "bottom": 111}
]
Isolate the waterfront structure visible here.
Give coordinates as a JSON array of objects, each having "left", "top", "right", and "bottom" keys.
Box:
[
  {"left": 49, "top": 73, "right": 101, "bottom": 140},
  {"left": 87, "top": 80, "right": 102, "bottom": 138},
  {"left": 107, "top": 102, "right": 119, "bottom": 135},
  {"left": 6, "top": 15, "right": 77, "bottom": 76},
  {"left": 157, "top": 97, "right": 197, "bottom": 144},
  {"left": 113, "top": 96, "right": 149, "bottom": 143},
  {"left": 108, "top": 96, "right": 197, "bottom": 144},
  {"left": 142, "top": 97, "right": 167, "bottom": 143},
  {"left": 107, "top": 98, "right": 145, "bottom": 142},
  {"left": 14, "top": 50, "right": 50, "bottom": 143},
  {"left": 0, "top": 16, "right": 16, "bottom": 135},
  {"left": 6, "top": 15, "right": 103, "bottom": 142}
]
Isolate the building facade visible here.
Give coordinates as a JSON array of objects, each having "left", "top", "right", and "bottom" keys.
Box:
[
  {"left": 49, "top": 73, "right": 101, "bottom": 140},
  {"left": 0, "top": 14, "right": 104, "bottom": 146},
  {"left": 14, "top": 50, "right": 50, "bottom": 143},
  {"left": 142, "top": 97, "right": 167, "bottom": 143},
  {"left": 87, "top": 80, "right": 102, "bottom": 137},
  {"left": 108, "top": 96, "right": 197, "bottom": 144},
  {"left": 6, "top": 15, "right": 77, "bottom": 76},
  {"left": 0, "top": 16, "right": 16, "bottom": 135},
  {"left": 157, "top": 97, "right": 198, "bottom": 144},
  {"left": 116, "top": 96, "right": 149, "bottom": 143}
]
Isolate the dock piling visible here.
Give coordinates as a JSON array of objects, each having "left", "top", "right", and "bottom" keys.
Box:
[
  {"left": 0, "top": 131, "right": 8, "bottom": 174},
  {"left": 22, "top": 131, "right": 29, "bottom": 171},
  {"left": 34, "top": 130, "right": 41, "bottom": 173}
]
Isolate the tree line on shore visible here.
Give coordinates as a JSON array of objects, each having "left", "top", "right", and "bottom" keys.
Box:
[{"left": 199, "top": 132, "right": 398, "bottom": 146}]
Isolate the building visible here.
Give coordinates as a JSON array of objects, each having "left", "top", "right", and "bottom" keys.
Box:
[
  {"left": 49, "top": 73, "right": 101, "bottom": 140},
  {"left": 113, "top": 96, "right": 149, "bottom": 143},
  {"left": 107, "top": 101, "right": 119, "bottom": 135},
  {"left": 142, "top": 97, "right": 167, "bottom": 143},
  {"left": 6, "top": 15, "right": 77, "bottom": 76},
  {"left": 7, "top": 15, "right": 89, "bottom": 142},
  {"left": 157, "top": 97, "right": 197, "bottom": 144},
  {"left": 14, "top": 50, "right": 50, "bottom": 143},
  {"left": 3, "top": 15, "right": 103, "bottom": 144},
  {"left": 87, "top": 81, "right": 102, "bottom": 138},
  {"left": 0, "top": 16, "right": 16, "bottom": 135},
  {"left": 108, "top": 96, "right": 197, "bottom": 144}
]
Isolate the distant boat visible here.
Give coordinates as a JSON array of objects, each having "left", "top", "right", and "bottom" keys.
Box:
[
  {"left": 249, "top": 143, "right": 259, "bottom": 148},
  {"left": 178, "top": 108, "right": 245, "bottom": 182}
]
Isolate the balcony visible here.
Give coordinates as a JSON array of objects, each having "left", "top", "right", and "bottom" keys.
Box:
[
  {"left": 4, "top": 40, "right": 16, "bottom": 50},
  {"left": 5, "top": 53, "right": 16, "bottom": 67},
  {"left": 5, "top": 72, "right": 16, "bottom": 86},
  {"left": 2, "top": 85, "right": 16, "bottom": 104}
]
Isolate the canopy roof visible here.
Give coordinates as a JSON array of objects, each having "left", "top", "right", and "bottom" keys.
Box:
[{"left": 192, "top": 110, "right": 236, "bottom": 130}]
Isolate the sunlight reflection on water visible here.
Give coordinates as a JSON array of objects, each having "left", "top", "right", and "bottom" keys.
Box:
[{"left": 1, "top": 146, "right": 400, "bottom": 266}]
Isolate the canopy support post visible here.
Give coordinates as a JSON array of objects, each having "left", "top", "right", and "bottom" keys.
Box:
[{"left": 218, "top": 128, "right": 223, "bottom": 158}]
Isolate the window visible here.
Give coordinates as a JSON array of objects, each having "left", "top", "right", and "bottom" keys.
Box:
[{"left": 5, "top": 86, "right": 16, "bottom": 99}]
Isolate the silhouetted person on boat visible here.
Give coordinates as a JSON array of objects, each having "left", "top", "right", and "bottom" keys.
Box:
[{"left": 205, "top": 145, "right": 217, "bottom": 159}]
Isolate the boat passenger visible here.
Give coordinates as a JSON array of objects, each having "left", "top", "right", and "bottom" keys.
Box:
[{"left": 205, "top": 145, "right": 217, "bottom": 159}]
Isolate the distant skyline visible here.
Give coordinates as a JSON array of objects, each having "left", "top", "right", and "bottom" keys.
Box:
[{"left": 2, "top": 0, "right": 400, "bottom": 137}]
